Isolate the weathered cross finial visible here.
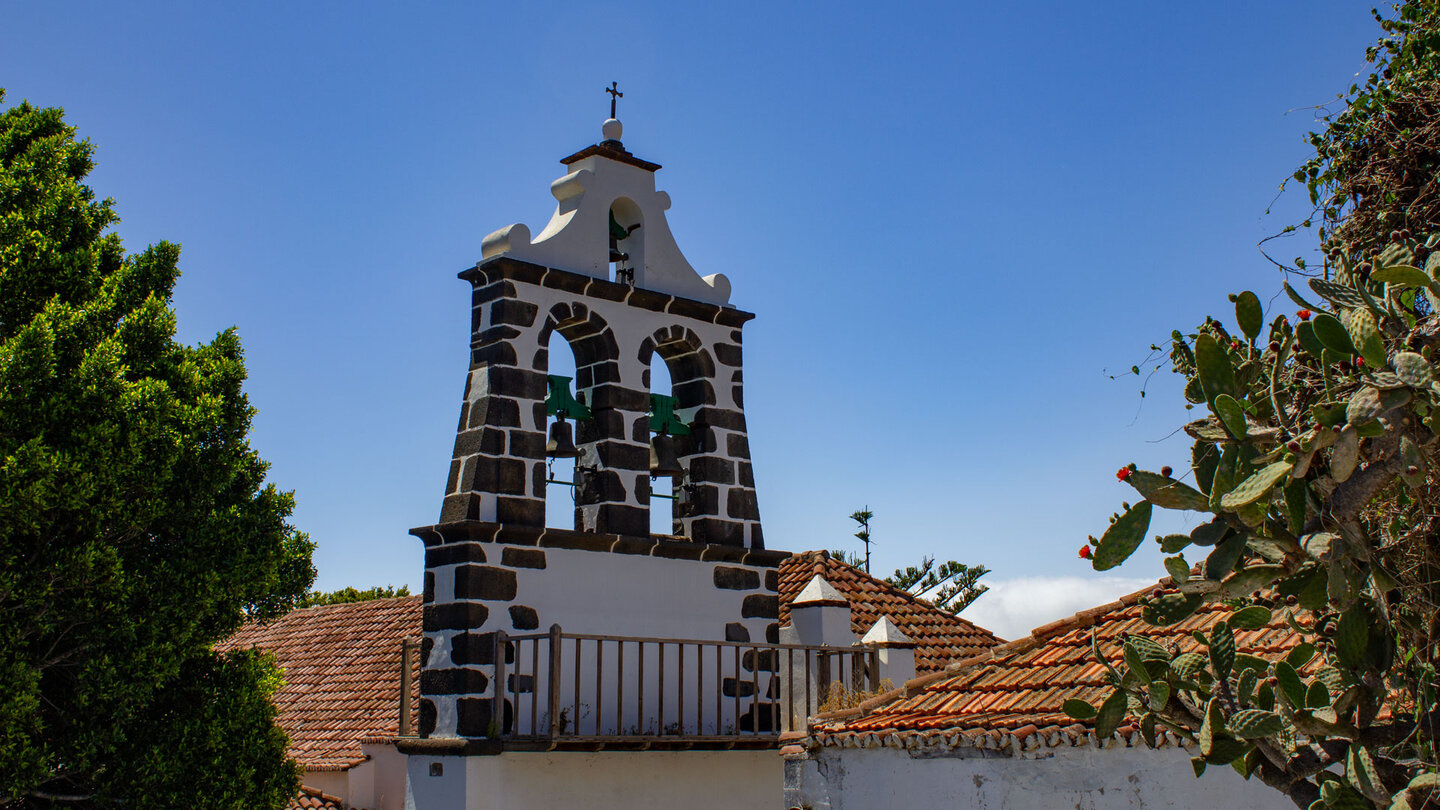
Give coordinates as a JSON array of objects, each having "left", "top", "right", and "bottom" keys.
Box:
[{"left": 606, "top": 81, "right": 623, "bottom": 118}]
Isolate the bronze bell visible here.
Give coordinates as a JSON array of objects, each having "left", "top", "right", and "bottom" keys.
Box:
[
  {"left": 546, "top": 419, "right": 580, "bottom": 459},
  {"left": 649, "top": 432, "right": 685, "bottom": 478}
]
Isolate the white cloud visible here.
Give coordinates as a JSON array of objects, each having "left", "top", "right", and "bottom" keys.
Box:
[{"left": 960, "top": 575, "right": 1157, "bottom": 641}]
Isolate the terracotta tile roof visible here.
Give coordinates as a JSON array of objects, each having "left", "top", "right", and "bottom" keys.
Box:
[
  {"left": 219, "top": 596, "right": 421, "bottom": 770},
  {"left": 286, "top": 787, "right": 345, "bottom": 810},
  {"left": 806, "top": 579, "right": 1305, "bottom": 753},
  {"left": 778, "top": 551, "right": 1003, "bottom": 673}
]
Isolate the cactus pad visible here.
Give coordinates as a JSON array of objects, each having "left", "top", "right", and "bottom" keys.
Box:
[
  {"left": 1128, "top": 635, "right": 1171, "bottom": 662},
  {"left": 1370, "top": 264, "right": 1433, "bottom": 287},
  {"left": 1159, "top": 534, "right": 1191, "bottom": 553},
  {"left": 1203, "top": 534, "right": 1246, "bottom": 580},
  {"left": 1313, "top": 312, "right": 1358, "bottom": 355},
  {"left": 1335, "top": 602, "right": 1370, "bottom": 670},
  {"left": 1296, "top": 320, "right": 1327, "bottom": 357},
  {"left": 1366, "top": 371, "right": 1408, "bottom": 390},
  {"left": 1091, "top": 500, "right": 1153, "bottom": 571},
  {"left": 1311, "top": 401, "right": 1347, "bottom": 427},
  {"left": 1346, "top": 387, "right": 1384, "bottom": 426},
  {"left": 1209, "top": 621, "right": 1236, "bottom": 679},
  {"left": 1164, "top": 555, "right": 1190, "bottom": 583},
  {"left": 1194, "top": 333, "right": 1238, "bottom": 405},
  {"left": 1142, "top": 592, "right": 1203, "bottom": 626},
  {"left": 1284, "top": 280, "right": 1324, "bottom": 312},
  {"left": 1234, "top": 291, "right": 1263, "bottom": 339},
  {"left": 1094, "top": 689, "right": 1127, "bottom": 739},
  {"left": 1330, "top": 426, "right": 1360, "bottom": 482},
  {"left": 1230, "top": 709, "right": 1283, "bottom": 738},
  {"left": 1344, "top": 309, "right": 1387, "bottom": 369},
  {"left": 1170, "top": 652, "right": 1207, "bottom": 679},
  {"left": 1062, "top": 698, "right": 1097, "bottom": 720},
  {"left": 1273, "top": 661, "right": 1307, "bottom": 708},
  {"left": 1284, "top": 480, "right": 1308, "bottom": 534},
  {"left": 1394, "top": 351, "right": 1434, "bottom": 387},
  {"left": 1309, "top": 278, "right": 1367, "bottom": 310},
  {"left": 1190, "top": 518, "right": 1229, "bottom": 547},
  {"left": 1219, "top": 460, "right": 1293, "bottom": 509},
  {"left": 1124, "top": 470, "right": 1210, "bottom": 511},
  {"left": 1229, "top": 605, "right": 1273, "bottom": 630},
  {"left": 1213, "top": 393, "right": 1248, "bottom": 440}
]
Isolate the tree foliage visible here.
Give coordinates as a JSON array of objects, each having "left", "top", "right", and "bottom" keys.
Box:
[
  {"left": 886, "top": 556, "right": 990, "bottom": 614},
  {"left": 300, "top": 584, "right": 411, "bottom": 608},
  {"left": 1072, "top": 7, "right": 1440, "bottom": 807},
  {"left": 0, "top": 92, "right": 314, "bottom": 808},
  {"left": 832, "top": 508, "right": 989, "bottom": 614}
]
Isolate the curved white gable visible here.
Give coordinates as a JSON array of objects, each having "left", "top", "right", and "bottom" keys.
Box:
[{"left": 480, "top": 119, "right": 732, "bottom": 306}]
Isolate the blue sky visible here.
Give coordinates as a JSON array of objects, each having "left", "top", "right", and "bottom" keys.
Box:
[{"left": 3, "top": 2, "right": 1383, "bottom": 636}]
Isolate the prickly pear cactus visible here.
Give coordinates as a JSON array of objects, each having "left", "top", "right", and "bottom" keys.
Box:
[
  {"left": 1070, "top": 200, "right": 1440, "bottom": 809},
  {"left": 1060, "top": 8, "right": 1440, "bottom": 806},
  {"left": 1074, "top": 224, "right": 1440, "bottom": 806}
]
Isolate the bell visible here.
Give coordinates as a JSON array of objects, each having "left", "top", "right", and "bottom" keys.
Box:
[
  {"left": 546, "top": 419, "right": 580, "bottom": 459},
  {"left": 649, "top": 432, "right": 685, "bottom": 478}
]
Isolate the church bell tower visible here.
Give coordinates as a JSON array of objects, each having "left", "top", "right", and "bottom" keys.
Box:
[
  {"left": 434, "top": 113, "right": 763, "bottom": 547},
  {"left": 406, "top": 94, "right": 790, "bottom": 749}
]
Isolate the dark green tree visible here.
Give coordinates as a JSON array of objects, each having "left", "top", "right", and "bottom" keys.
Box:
[
  {"left": 300, "top": 584, "right": 411, "bottom": 607},
  {"left": 0, "top": 92, "right": 314, "bottom": 808}
]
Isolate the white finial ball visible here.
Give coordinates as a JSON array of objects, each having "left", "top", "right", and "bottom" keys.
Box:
[{"left": 602, "top": 118, "right": 623, "bottom": 141}]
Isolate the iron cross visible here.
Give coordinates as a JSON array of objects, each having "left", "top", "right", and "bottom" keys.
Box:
[{"left": 606, "top": 81, "right": 623, "bottom": 118}]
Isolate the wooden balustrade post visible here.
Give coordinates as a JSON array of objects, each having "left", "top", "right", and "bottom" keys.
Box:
[
  {"left": 492, "top": 630, "right": 507, "bottom": 738},
  {"left": 547, "top": 624, "right": 563, "bottom": 738}
]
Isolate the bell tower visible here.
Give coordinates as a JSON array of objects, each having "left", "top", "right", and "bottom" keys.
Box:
[
  {"left": 407, "top": 106, "right": 786, "bottom": 747},
  {"left": 437, "top": 114, "right": 763, "bottom": 547}
]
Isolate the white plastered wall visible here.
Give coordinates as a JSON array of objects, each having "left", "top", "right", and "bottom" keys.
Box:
[
  {"left": 787, "top": 744, "right": 1296, "bottom": 810},
  {"left": 479, "top": 123, "right": 731, "bottom": 305},
  {"left": 405, "top": 750, "right": 780, "bottom": 810},
  {"left": 298, "top": 769, "right": 347, "bottom": 801},
  {"left": 427, "top": 546, "right": 775, "bottom": 737}
]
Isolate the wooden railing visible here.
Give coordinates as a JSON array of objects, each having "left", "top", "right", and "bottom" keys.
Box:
[{"left": 487, "top": 625, "right": 879, "bottom": 742}]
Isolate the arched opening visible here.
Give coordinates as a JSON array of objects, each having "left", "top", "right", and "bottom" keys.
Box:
[
  {"left": 544, "top": 330, "right": 581, "bottom": 531},
  {"left": 608, "top": 198, "right": 643, "bottom": 286},
  {"left": 647, "top": 356, "right": 676, "bottom": 537}
]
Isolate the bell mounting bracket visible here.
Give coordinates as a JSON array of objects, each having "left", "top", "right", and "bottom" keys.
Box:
[
  {"left": 648, "top": 394, "right": 690, "bottom": 435},
  {"left": 545, "top": 375, "right": 592, "bottom": 420}
]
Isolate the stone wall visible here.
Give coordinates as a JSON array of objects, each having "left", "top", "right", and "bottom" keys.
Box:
[
  {"left": 785, "top": 744, "right": 1295, "bottom": 810},
  {"left": 439, "top": 257, "right": 762, "bottom": 548}
]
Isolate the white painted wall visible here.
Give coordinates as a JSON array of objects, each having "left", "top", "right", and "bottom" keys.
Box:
[
  {"left": 480, "top": 118, "right": 732, "bottom": 305},
  {"left": 787, "top": 744, "right": 1296, "bottom": 810},
  {"left": 364, "top": 742, "right": 411, "bottom": 810},
  {"left": 429, "top": 546, "right": 777, "bottom": 738},
  {"left": 303, "top": 743, "right": 409, "bottom": 810},
  {"left": 406, "top": 750, "right": 780, "bottom": 810},
  {"left": 508, "top": 547, "right": 757, "bottom": 638},
  {"left": 299, "top": 769, "right": 347, "bottom": 801}
]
